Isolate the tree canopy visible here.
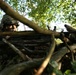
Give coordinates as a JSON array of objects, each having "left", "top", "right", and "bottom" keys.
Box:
[
  {"left": 0, "top": 0, "right": 76, "bottom": 75},
  {"left": 4, "top": 0, "right": 76, "bottom": 29}
]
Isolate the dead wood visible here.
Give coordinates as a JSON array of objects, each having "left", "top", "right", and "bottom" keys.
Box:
[
  {"left": 0, "top": 44, "right": 76, "bottom": 75},
  {"left": 0, "top": 58, "right": 44, "bottom": 75},
  {"left": 2, "top": 38, "right": 26, "bottom": 60},
  {"left": 0, "top": 1, "right": 76, "bottom": 75},
  {"left": 35, "top": 35, "right": 55, "bottom": 75},
  {"left": 51, "top": 44, "right": 76, "bottom": 62},
  {"left": 0, "top": 31, "right": 36, "bottom": 37},
  {"left": 60, "top": 32, "right": 74, "bottom": 61}
]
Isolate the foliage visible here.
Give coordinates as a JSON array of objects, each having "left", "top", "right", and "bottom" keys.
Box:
[
  {"left": 0, "top": 1, "right": 76, "bottom": 75},
  {"left": 64, "top": 70, "right": 71, "bottom": 75},
  {"left": 5, "top": 0, "right": 76, "bottom": 29}
]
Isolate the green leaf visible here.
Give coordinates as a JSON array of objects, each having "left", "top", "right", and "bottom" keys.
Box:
[{"left": 64, "top": 70, "right": 71, "bottom": 75}]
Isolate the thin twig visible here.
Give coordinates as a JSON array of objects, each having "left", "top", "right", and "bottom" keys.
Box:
[
  {"left": 64, "top": 41, "right": 74, "bottom": 61},
  {"left": 60, "top": 33, "right": 74, "bottom": 61},
  {"left": 2, "top": 38, "right": 26, "bottom": 60}
]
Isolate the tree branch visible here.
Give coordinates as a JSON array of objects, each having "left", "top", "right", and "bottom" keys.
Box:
[
  {"left": 35, "top": 35, "right": 55, "bottom": 75},
  {"left": 0, "top": 31, "right": 36, "bottom": 37},
  {"left": 2, "top": 38, "right": 27, "bottom": 60},
  {"left": 0, "top": 44, "right": 76, "bottom": 75},
  {"left": 0, "top": 0, "right": 59, "bottom": 36}
]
